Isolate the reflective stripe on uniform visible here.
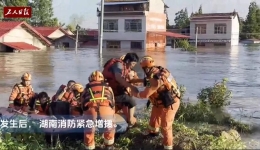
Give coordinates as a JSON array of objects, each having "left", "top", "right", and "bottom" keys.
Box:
[
  {"left": 104, "top": 138, "right": 114, "bottom": 145},
  {"left": 164, "top": 145, "right": 173, "bottom": 149},
  {"left": 84, "top": 145, "right": 95, "bottom": 150},
  {"left": 148, "top": 125, "right": 160, "bottom": 132},
  {"left": 89, "top": 86, "right": 107, "bottom": 102},
  {"left": 9, "top": 101, "right": 14, "bottom": 104}
]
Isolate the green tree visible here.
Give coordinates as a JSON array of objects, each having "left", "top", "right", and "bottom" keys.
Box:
[
  {"left": 66, "top": 24, "right": 73, "bottom": 32},
  {"left": 197, "top": 5, "right": 203, "bottom": 14},
  {"left": 239, "top": 17, "right": 245, "bottom": 39},
  {"left": 68, "top": 14, "right": 85, "bottom": 31},
  {"left": 0, "top": 0, "right": 29, "bottom": 21},
  {"left": 174, "top": 8, "right": 190, "bottom": 29},
  {"left": 242, "top": 2, "right": 259, "bottom": 39},
  {"left": 30, "top": 0, "right": 58, "bottom": 27}
]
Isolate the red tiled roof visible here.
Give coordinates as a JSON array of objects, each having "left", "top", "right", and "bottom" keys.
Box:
[
  {"left": 0, "top": 21, "right": 52, "bottom": 46},
  {"left": 148, "top": 31, "right": 190, "bottom": 38},
  {"left": 0, "top": 22, "right": 22, "bottom": 36},
  {"left": 34, "top": 27, "right": 69, "bottom": 37},
  {"left": 1, "top": 42, "right": 40, "bottom": 50},
  {"left": 33, "top": 27, "right": 59, "bottom": 36},
  {"left": 86, "top": 29, "right": 98, "bottom": 36}
]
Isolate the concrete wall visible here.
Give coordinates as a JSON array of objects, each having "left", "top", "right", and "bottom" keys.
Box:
[
  {"left": 100, "top": 16, "right": 146, "bottom": 41},
  {"left": 149, "top": 0, "right": 165, "bottom": 14},
  {"left": 190, "top": 15, "right": 240, "bottom": 46},
  {"left": 0, "top": 25, "right": 46, "bottom": 52},
  {"left": 48, "top": 29, "right": 65, "bottom": 39},
  {"left": 231, "top": 15, "right": 240, "bottom": 46}
]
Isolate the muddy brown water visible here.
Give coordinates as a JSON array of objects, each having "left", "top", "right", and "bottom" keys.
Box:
[{"left": 0, "top": 45, "right": 260, "bottom": 148}]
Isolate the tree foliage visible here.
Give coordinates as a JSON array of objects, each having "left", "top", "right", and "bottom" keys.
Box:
[
  {"left": 196, "top": 5, "right": 203, "bottom": 15},
  {"left": 241, "top": 2, "right": 260, "bottom": 39},
  {"left": 174, "top": 8, "right": 190, "bottom": 29},
  {"left": 30, "top": 0, "right": 58, "bottom": 27},
  {"left": 67, "top": 14, "right": 85, "bottom": 31},
  {"left": 0, "top": 0, "right": 59, "bottom": 27},
  {"left": 0, "top": 0, "right": 29, "bottom": 22}
]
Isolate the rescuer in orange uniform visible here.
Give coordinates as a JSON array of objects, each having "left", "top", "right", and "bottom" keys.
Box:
[
  {"left": 131, "top": 56, "right": 181, "bottom": 150},
  {"left": 70, "top": 83, "right": 84, "bottom": 116},
  {"left": 52, "top": 80, "right": 76, "bottom": 102},
  {"left": 103, "top": 53, "right": 139, "bottom": 127},
  {"left": 81, "top": 71, "right": 115, "bottom": 150},
  {"left": 8, "top": 73, "right": 35, "bottom": 114}
]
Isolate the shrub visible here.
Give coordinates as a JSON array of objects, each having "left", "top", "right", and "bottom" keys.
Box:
[{"left": 176, "top": 78, "right": 252, "bottom": 133}]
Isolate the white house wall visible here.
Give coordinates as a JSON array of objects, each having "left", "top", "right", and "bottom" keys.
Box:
[
  {"left": 48, "top": 29, "right": 65, "bottom": 39},
  {"left": 0, "top": 26, "right": 46, "bottom": 51},
  {"left": 190, "top": 15, "right": 240, "bottom": 46},
  {"left": 190, "top": 20, "right": 232, "bottom": 40},
  {"left": 100, "top": 16, "right": 146, "bottom": 41},
  {"left": 148, "top": 0, "right": 164, "bottom": 14},
  {"left": 231, "top": 15, "right": 239, "bottom": 46}
]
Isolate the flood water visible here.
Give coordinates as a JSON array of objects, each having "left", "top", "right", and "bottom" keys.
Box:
[{"left": 0, "top": 45, "right": 260, "bottom": 147}]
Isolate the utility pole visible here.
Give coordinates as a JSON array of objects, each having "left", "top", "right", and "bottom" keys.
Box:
[
  {"left": 195, "top": 27, "right": 198, "bottom": 49},
  {"left": 75, "top": 24, "right": 80, "bottom": 54},
  {"left": 98, "top": 0, "right": 104, "bottom": 56}
]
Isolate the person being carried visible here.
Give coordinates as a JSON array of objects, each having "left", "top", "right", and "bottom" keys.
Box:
[
  {"left": 29, "top": 92, "right": 51, "bottom": 115},
  {"left": 8, "top": 73, "right": 35, "bottom": 115},
  {"left": 120, "top": 55, "right": 141, "bottom": 86},
  {"left": 51, "top": 80, "right": 76, "bottom": 102},
  {"left": 81, "top": 71, "right": 116, "bottom": 150},
  {"left": 103, "top": 53, "right": 139, "bottom": 127},
  {"left": 131, "top": 56, "right": 181, "bottom": 150},
  {"left": 70, "top": 83, "right": 84, "bottom": 116}
]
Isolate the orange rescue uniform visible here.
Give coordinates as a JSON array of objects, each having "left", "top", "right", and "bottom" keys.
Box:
[
  {"left": 9, "top": 83, "right": 34, "bottom": 111},
  {"left": 82, "top": 81, "right": 116, "bottom": 149},
  {"left": 133, "top": 67, "right": 180, "bottom": 150}
]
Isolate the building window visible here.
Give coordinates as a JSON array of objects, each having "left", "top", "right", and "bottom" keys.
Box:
[
  {"left": 125, "top": 19, "right": 142, "bottom": 32},
  {"left": 104, "top": 20, "right": 118, "bottom": 32},
  {"left": 195, "top": 24, "right": 206, "bottom": 34},
  {"left": 106, "top": 41, "right": 120, "bottom": 48},
  {"left": 62, "top": 42, "right": 69, "bottom": 48},
  {"left": 131, "top": 41, "right": 142, "bottom": 49},
  {"left": 214, "top": 24, "right": 227, "bottom": 34},
  {"left": 197, "top": 42, "right": 205, "bottom": 46},
  {"left": 214, "top": 43, "right": 226, "bottom": 46}
]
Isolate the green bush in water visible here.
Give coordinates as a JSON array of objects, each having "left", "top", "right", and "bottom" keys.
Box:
[
  {"left": 176, "top": 78, "right": 252, "bottom": 133},
  {"left": 175, "top": 40, "right": 197, "bottom": 52}
]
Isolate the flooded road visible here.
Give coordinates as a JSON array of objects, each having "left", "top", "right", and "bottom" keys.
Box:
[{"left": 0, "top": 45, "right": 260, "bottom": 147}]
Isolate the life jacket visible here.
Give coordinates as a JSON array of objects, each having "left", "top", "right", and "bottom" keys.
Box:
[
  {"left": 14, "top": 83, "right": 33, "bottom": 105},
  {"left": 82, "top": 81, "right": 114, "bottom": 111},
  {"left": 146, "top": 66, "right": 180, "bottom": 108},
  {"left": 35, "top": 98, "right": 51, "bottom": 115},
  {"left": 102, "top": 58, "right": 130, "bottom": 96}
]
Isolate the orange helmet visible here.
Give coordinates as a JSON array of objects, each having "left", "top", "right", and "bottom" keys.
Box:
[
  {"left": 71, "top": 83, "right": 84, "bottom": 93},
  {"left": 88, "top": 70, "right": 104, "bottom": 82},
  {"left": 21, "top": 72, "right": 32, "bottom": 81},
  {"left": 140, "top": 56, "right": 155, "bottom": 68},
  {"left": 120, "top": 55, "right": 126, "bottom": 60}
]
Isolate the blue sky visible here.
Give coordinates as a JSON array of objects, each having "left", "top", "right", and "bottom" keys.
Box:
[{"left": 52, "top": 0, "right": 252, "bottom": 29}]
